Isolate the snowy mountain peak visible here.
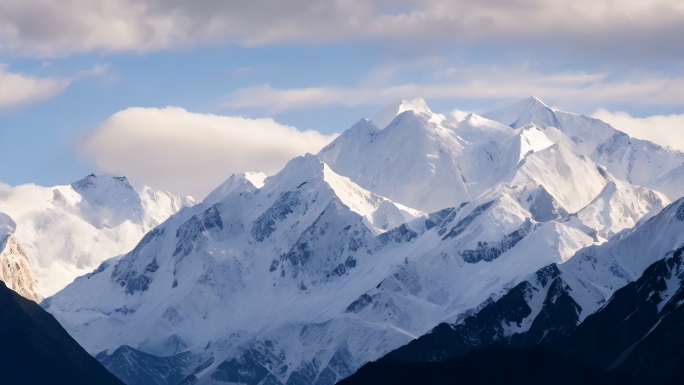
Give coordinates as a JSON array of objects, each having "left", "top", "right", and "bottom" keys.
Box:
[
  {"left": 203, "top": 172, "right": 266, "bottom": 206},
  {"left": 261, "top": 153, "right": 424, "bottom": 233},
  {"left": 72, "top": 173, "right": 134, "bottom": 192},
  {"left": 484, "top": 96, "right": 561, "bottom": 130},
  {"left": 574, "top": 177, "right": 669, "bottom": 239},
  {"left": 320, "top": 163, "right": 425, "bottom": 232},
  {"left": 528, "top": 96, "right": 548, "bottom": 106},
  {"left": 321, "top": 106, "right": 471, "bottom": 212},
  {"left": 371, "top": 98, "right": 435, "bottom": 129},
  {"left": 260, "top": 153, "right": 325, "bottom": 194}
]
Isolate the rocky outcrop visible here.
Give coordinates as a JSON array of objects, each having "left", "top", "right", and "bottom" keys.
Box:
[{"left": 0, "top": 235, "right": 40, "bottom": 302}]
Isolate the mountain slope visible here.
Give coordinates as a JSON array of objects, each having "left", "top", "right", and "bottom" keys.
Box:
[
  {"left": 0, "top": 280, "right": 124, "bottom": 385},
  {"left": 572, "top": 169, "right": 669, "bottom": 239},
  {"left": 47, "top": 155, "right": 432, "bottom": 384},
  {"left": 352, "top": 197, "right": 684, "bottom": 369},
  {"left": 653, "top": 164, "right": 684, "bottom": 201},
  {"left": 202, "top": 172, "right": 267, "bottom": 206},
  {"left": 318, "top": 109, "right": 471, "bottom": 212},
  {"left": 45, "top": 98, "right": 681, "bottom": 385},
  {"left": 46, "top": 161, "right": 603, "bottom": 384},
  {"left": 0, "top": 174, "right": 195, "bottom": 296},
  {"left": 319, "top": 101, "right": 596, "bottom": 213},
  {"left": 341, "top": 240, "right": 684, "bottom": 385},
  {"left": 557, "top": 243, "right": 684, "bottom": 381}
]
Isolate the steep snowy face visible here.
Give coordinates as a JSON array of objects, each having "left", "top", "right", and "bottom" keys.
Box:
[
  {"left": 567, "top": 198, "right": 684, "bottom": 287},
  {"left": 319, "top": 106, "right": 557, "bottom": 213},
  {"left": 319, "top": 110, "right": 470, "bottom": 213},
  {"left": 575, "top": 177, "right": 669, "bottom": 239},
  {"left": 505, "top": 143, "right": 608, "bottom": 213},
  {"left": 592, "top": 131, "right": 684, "bottom": 189},
  {"left": 0, "top": 175, "right": 195, "bottom": 296},
  {"left": 514, "top": 124, "right": 555, "bottom": 162},
  {"left": 0, "top": 212, "right": 39, "bottom": 301},
  {"left": 652, "top": 164, "right": 684, "bottom": 201},
  {"left": 448, "top": 115, "right": 521, "bottom": 198},
  {"left": 321, "top": 163, "right": 425, "bottom": 232},
  {"left": 373, "top": 198, "right": 684, "bottom": 367},
  {"left": 321, "top": 99, "right": 625, "bottom": 215},
  {"left": 484, "top": 97, "right": 562, "bottom": 131},
  {"left": 483, "top": 97, "right": 684, "bottom": 191},
  {"left": 534, "top": 197, "right": 684, "bottom": 332},
  {"left": 70, "top": 174, "right": 145, "bottom": 229}
]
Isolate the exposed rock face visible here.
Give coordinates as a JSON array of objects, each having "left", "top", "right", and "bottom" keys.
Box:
[
  {"left": 0, "top": 212, "right": 39, "bottom": 302},
  {"left": 0, "top": 235, "right": 40, "bottom": 302}
]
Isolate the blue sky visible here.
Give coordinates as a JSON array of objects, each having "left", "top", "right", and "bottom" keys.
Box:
[{"left": 1, "top": 0, "right": 684, "bottom": 198}]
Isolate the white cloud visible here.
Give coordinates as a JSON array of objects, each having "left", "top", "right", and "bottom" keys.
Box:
[
  {"left": 0, "top": 0, "right": 683, "bottom": 57},
  {"left": 591, "top": 109, "right": 684, "bottom": 152},
  {"left": 0, "top": 65, "right": 70, "bottom": 108},
  {"left": 81, "top": 107, "right": 338, "bottom": 199},
  {"left": 223, "top": 70, "right": 684, "bottom": 112}
]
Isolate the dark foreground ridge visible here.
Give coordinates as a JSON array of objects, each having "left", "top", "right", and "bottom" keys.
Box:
[
  {"left": 342, "top": 245, "right": 684, "bottom": 385},
  {"left": 339, "top": 346, "right": 628, "bottom": 385},
  {"left": 0, "top": 281, "right": 124, "bottom": 385}
]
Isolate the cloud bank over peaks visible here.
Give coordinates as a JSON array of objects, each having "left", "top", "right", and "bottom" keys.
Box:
[{"left": 81, "top": 107, "right": 338, "bottom": 198}]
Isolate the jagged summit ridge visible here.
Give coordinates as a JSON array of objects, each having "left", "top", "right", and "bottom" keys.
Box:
[
  {"left": 484, "top": 96, "right": 562, "bottom": 130},
  {"left": 44, "top": 97, "right": 684, "bottom": 385},
  {"left": 202, "top": 171, "right": 267, "bottom": 206},
  {"left": 370, "top": 98, "right": 436, "bottom": 129},
  {"left": 484, "top": 97, "right": 684, "bottom": 194}
]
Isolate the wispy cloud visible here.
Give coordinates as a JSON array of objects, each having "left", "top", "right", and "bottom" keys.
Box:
[
  {"left": 222, "top": 68, "right": 684, "bottom": 112},
  {"left": 81, "top": 107, "right": 338, "bottom": 198},
  {"left": 0, "top": 64, "right": 70, "bottom": 108}
]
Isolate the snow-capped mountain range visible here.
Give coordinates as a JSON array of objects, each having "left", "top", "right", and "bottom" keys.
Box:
[
  {"left": 0, "top": 175, "right": 194, "bottom": 298},
  {"left": 37, "top": 97, "right": 684, "bottom": 385}
]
